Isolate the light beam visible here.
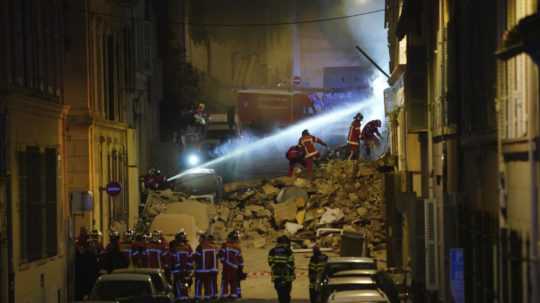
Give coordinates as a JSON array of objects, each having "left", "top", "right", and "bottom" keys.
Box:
[{"left": 167, "top": 83, "right": 386, "bottom": 182}]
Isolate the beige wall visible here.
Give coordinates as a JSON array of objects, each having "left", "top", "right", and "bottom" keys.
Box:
[
  {"left": 65, "top": 0, "right": 161, "bottom": 240},
  {"left": 6, "top": 96, "right": 69, "bottom": 303}
]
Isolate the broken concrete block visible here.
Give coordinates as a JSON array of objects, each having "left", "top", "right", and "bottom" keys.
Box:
[
  {"left": 272, "top": 199, "right": 298, "bottom": 225},
  {"left": 319, "top": 208, "right": 345, "bottom": 225},
  {"left": 295, "top": 196, "right": 307, "bottom": 208},
  {"left": 318, "top": 182, "right": 337, "bottom": 195},
  {"left": 262, "top": 184, "right": 280, "bottom": 195},
  {"left": 293, "top": 178, "right": 311, "bottom": 188},
  {"left": 277, "top": 187, "right": 309, "bottom": 203},
  {"left": 356, "top": 207, "right": 368, "bottom": 218},
  {"left": 245, "top": 205, "right": 271, "bottom": 218},
  {"left": 164, "top": 200, "right": 212, "bottom": 230},
  {"left": 285, "top": 222, "right": 304, "bottom": 235},
  {"left": 296, "top": 210, "right": 306, "bottom": 225}
]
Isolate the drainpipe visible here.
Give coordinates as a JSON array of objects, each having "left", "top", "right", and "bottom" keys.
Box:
[{"left": 529, "top": 56, "right": 539, "bottom": 303}]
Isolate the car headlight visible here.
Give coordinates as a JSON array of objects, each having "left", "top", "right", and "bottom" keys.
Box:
[{"left": 187, "top": 154, "right": 200, "bottom": 166}]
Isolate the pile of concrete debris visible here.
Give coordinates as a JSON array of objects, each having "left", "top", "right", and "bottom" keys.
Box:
[
  {"left": 136, "top": 158, "right": 388, "bottom": 265},
  {"left": 215, "top": 159, "right": 387, "bottom": 264}
]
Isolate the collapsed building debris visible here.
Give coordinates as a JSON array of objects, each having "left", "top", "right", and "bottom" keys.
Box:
[
  {"left": 218, "top": 159, "right": 387, "bottom": 266},
  {"left": 137, "top": 158, "right": 388, "bottom": 266}
]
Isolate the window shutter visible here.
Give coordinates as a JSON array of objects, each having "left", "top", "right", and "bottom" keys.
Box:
[
  {"left": 18, "top": 150, "right": 28, "bottom": 261},
  {"left": 27, "top": 146, "right": 43, "bottom": 261},
  {"left": 45, "top": 148, "right": 57, "bottom": 257},
  {"left": 425, "top": 198, "right": 439, "bottom": 290}
]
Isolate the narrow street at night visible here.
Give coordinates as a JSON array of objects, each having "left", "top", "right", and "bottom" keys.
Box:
[{"left": 1, "top": 1, "right": 540, "bottom": 303}]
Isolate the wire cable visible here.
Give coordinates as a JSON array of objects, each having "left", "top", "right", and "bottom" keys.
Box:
[{"left": 82, "top": 8, "right": 385, "bottom": 27}]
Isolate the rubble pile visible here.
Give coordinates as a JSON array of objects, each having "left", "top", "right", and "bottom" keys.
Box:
[
  {"left": 218, "top": 159, "right": 387, "bottom": 264},
  {"left": 137, "top": 158, "right": 388, "bottom": 265}
]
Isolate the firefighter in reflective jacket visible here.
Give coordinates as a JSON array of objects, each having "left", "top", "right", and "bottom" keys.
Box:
[
  {"left": 347, "top": 113, "right": 363, "bottom": 160},
  {"left": 194, "top": 233, "right": 219, "bottom": 300},
  {"left": 308, "top": 245, "right": 328, "bottom": 303},
  {"left": 119, "top": 230, "right": 134, "bottom": 267},
  {"left": 171, "top": 230, "right": 194, "bottom": 301},
  {"left": 361, "top": 119, "right": 383, "bottom": 157},
  {"left": 268, "top": 235, "right": 295, "bottom": 303},
  {"left": 286, "top": 144, "right": 305, "bottom": 177},
  {"left": 131, "top": 233, "right": 148, "bottom": 268},
  {"left": 147, "top": 230, "right": 167, "bottom": 268},
  {"left": 299, "top": 130, "right": 327, "bottom": 177},
  {"left": 219, "top": 231, "right": 245, "bottom": 299},
  {"left": 100, "top": 231, "right": 129, "bottom": 273}
]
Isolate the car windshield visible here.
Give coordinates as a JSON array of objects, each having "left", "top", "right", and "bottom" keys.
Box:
[
  {"left": 326, "top": 262, "right": 376, "bottom": 276},
  {"left": 90, "top": 281, "right": 151, "bottom": 300}
]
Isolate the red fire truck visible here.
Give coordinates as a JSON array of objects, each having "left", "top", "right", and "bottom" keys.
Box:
[{"left": 236, "top": 89, "right": 316, "bottom": 134}]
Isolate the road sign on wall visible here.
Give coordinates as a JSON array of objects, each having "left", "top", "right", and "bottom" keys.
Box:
[{"left": 105, "top": 181, "right": 122, "bottom": 197}]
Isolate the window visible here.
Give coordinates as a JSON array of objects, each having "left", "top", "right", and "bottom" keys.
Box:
[
  {"left": 498, "top": 0, "right": 535, "bottom": 139},
  {"left": 106, "top": 35, "right": 115, "bottom": 121},
  {"left": 18, "top": 146, "right": 58, "bottom": 262}
]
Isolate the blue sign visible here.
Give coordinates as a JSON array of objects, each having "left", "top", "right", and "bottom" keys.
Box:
[
  {"left": 450, "top": 248, "right": 465, "bottom": 303},
  {"left": 106, "top": 181, "right": 122, "bottom": 197}
]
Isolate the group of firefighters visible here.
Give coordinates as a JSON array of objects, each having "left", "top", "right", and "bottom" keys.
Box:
[
  {"left": 267, "top": 235, "right": 329, "bottom": 303},
  {"left": 286, "top": 112, "right": 382, "bottom": 177},
  {"left": 75, "top": 228, "right": 246, "bottom": 301}
]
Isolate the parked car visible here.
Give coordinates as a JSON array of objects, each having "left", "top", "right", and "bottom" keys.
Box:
[
  {"left": 324, "top": 257, "right": 377, "bottom": 278},
  {"left": 331, "top": 269, "right": 377, "bottom": 278},
  {"left": 112, "top": 268, "right": 174, "bottom": 301},
  {"left": 327, "top": 289, "right": 390, "bottom": 303},
  {"left": 321, "top": 276, "right": 378, "bottom": 303},
  {"left": 88, "top": 273, "right": 173, "bottom": 302}
]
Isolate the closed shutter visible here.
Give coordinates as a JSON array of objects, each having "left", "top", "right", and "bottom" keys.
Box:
[
  {"left": 18, "top": 150, "right": 28, "bottom": 261},
  {"left": 424, "top": 198, "right": 439, "bottom": 290},
  {"left": 45, "top": 148, "right": 57, "bottom": 257},
  {"left": 26, "top": 146, "right": 43, "bottom": 261}
]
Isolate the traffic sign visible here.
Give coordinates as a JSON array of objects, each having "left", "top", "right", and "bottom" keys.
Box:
[
  {"left": 105, "top": 181, "right": 122, "bottom": 197},
  {"left": 293, "top": 76, "right": 301, "bottom": 86}
]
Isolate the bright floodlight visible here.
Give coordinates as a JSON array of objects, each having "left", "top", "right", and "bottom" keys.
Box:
[{"left": 187, "top": 154, "right": 200, "bottom": 166}]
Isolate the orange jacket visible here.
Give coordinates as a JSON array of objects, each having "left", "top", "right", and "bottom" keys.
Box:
[
  {"left": 299, "top": 134, "right": 326, "bottom": 159},
  {"left": 347, "top": 119, "right": 362, "bottom": 145}
]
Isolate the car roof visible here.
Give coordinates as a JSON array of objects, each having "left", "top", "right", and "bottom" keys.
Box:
[
  {"left": 328, "top": 290, "right": 388, "bottom": 303},
  {"left": 237, "top": 89, "right": 304, "bottom": 95},
  {"left": 97, "top": 273, "right": 152, "bottom": 282},
  {"left": 328, "top": 257, "right": 375, "bottom": 264},
  {"left": 113, "top": 268, "right": 163, "bottom": 275},
  {"left": 332, "top": 269, "right": 377, "bottom": 276},
  {"left": 327, "top": 276, "right": 376, "bottom": 285}
]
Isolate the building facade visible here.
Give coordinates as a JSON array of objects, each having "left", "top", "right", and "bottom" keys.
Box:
[
  {"left": 385, "top": 0, "right": 539, "bottom": 302},
  {"left": 0, "top": 0, "right": 162, "bottom": 301},
  {"left": 0, "top": 0, "right": 69, "bottom": 302},
  {"left": 64, "top": 0, "right": 161, "bottom": 245}
]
